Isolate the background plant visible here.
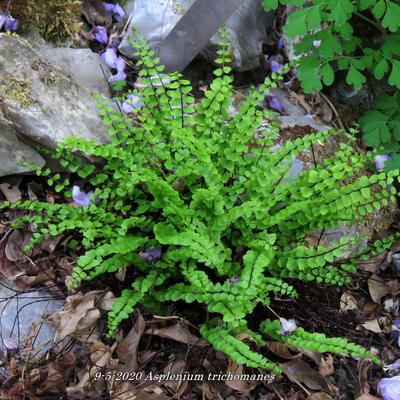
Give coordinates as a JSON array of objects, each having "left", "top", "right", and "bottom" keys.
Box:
[
  {"left": 9, "top": 0, "right": 81, "bottom": 44},
  {"left": 5, "top": 30, "right": 398, "bottom": 373},
  {"left": 262, "top": 0, "right": 400, "bottom": 164}
]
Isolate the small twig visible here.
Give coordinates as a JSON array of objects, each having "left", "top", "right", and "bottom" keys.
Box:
[
  {"left": 318, "top": 91, "right": 347, "bottom": 131},
  {"left": 354, "top": 11, "right": 386, "bottom": 35}
]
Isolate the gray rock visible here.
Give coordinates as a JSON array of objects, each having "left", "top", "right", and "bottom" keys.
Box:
[
  {"left": 38, "top": 47, "right": 111, "bottom": 96},
  {"left": 0, "top": 111, "right": 45, "bottom": 177},
  {"left": 0, "top": 280, "right": 64, "bottom": 353},
  {"left": 0, "top": 34, "right": 110, "bottom": 150},
  {"left": 119, "top": 0, "right": 273, "bottom": 71}
]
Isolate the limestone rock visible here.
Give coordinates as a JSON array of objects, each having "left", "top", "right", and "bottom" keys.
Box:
[
  {"left": 0, "top": 111, "right": 45, "bottom": 177},
  {"left": 119, "top": 0, "right": 273, "bottom": 71},
  {"left": 0, "top": 34, "right": 110, "bottom": 150},
  {"left": 38, "top": 47, "right": 111, "bottom": 96},
  {"left": 0, "top": 279, "right": 64, "bottom": 353}
]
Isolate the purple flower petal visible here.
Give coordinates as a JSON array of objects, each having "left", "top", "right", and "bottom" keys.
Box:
[
  {"left": 313, "top": 40, "right": 321, "bottom": 48},
  {"left": 374, "top": 154, "right": 392, "bottom": 172},
  {"left": 150, "top": 75, "right": 171, "bottom": 87},
  {"left": 394, "top": 319, "right": 400, "bottom": 330},
  {"left": 278, "top": 318, "right": 297, "bottom": 336},
  {"left": 102, "top": 47, "right": 118, "bottom": 69},
  {"left": 4, "top": 16, "right": 18, "bottom": 31},
  {"left": 120, "top": 94, "right": 143, "bottom": 113},
  {"left": 115, "top": 56, "right": 126, "bottom": 73},
  {"left": 270, "top": 58, "right": 284, "bottom": 73},
  {"left": 378, "top": 376, "right": 400, "bottom": 400},
  {"left": 109, "top": 70, "right": 127, "bottom": 83},
  {"left": 112, "top": 4, "right": 125, "bottom": 21},
  {"left": 384, "top": 359, "right": 400, "bottom": 372},
  {"left": 278, "top": 37, "right": 284, "bottom": 49},
  {"left": 3, "top": 338, "right": 18, "bottom": 352},
  {"left": 103, "top": 2, "right": 115, "bottom": 11},
  {"left": 139, "top": 248, "right": 162, "bottom": 263},
  {"left": 72, "top": 186, "right": 92, "bottom": 207},
  {"left": 264, "top": 94, "right": 285, "bottom": 113},
  {"left": 91, "top": 25, "right": 108, "bottom": 44},
  {"left": 0, "top": 14, "right": 6, "bottom": 30},
  {"left": 103, "top": 2, "right": 125, "bottom": 21}
]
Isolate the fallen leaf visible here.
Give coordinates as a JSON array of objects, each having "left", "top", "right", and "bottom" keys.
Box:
[
  {"left": 308, "top": 394, "right": 332, "bottom": 400},
  {"left": 362, "top": 303, "right": 378, "bottom": 318},
  {"left": 39, "top": 235, "right": 63, "bottom": 254},
  {"left": 5, "top": 230, "right": 32, "bottom": 261},
  {"left": 355, "top": 394, "right": 380, "bottom": 400},
  {"left": 340, "top": 292, "right": 358, "bottom": 312},
  {"left": 0, "top": 183, "right": 22, "bottom": 203},
  {"left": 361, "top": 319, "right": 382, "bottom": 334},
  {"left": 67, "top": 340, "right": 113, "bottom": 398},
  {"left": 162, "top": 357, "right": 188, "bottom": 395},
  {"left": 318, "top": 355, "right": 334, "bottom": 377},
  {"left": 279, "top": 359, "right": 329, "bottom": 391},
  {"left": 266, "top": 341, "right": 302, "bottom": 359},
  {"left": 224, "top": 358, "right": 257, "bottom": 394},
  {"left": 145, "top": 322, "right": 207, "bottom": 346},
  {"left": 368, "top": 274, "right": 389, "bottom": 303},
  {"left": 358, "top": 252, "right": 387, "bottom": 273},
  {"left": 48, "top": 291, "right": 108, "bottom": 342},
  {"left": 117, "top": 314, "right": 145, "bottom": 372}
]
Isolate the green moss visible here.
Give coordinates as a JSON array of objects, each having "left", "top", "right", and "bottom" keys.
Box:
[
  {"left": 12, "top": 0, "right": 82, "bottom": 45},
  {"left": 1, "top": 76, "right": 32, "bottom": 108},
  {"left": 31, "top": 59, "right": 64, "bottom": 86}
]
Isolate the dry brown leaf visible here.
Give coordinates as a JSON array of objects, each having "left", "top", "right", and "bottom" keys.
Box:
[
  {"left": 361, "top": 319, "right": 382, "bottom": 334},
  {"left": 40, "top": 352, "right": 76, "bottom": 392},
  {"left": 318, "top": 355, "right": 334, "bottom": 377},
  {"left": 355, "top": 394, "right": 381, "bottom": 400},
  {"left": 340, "top": 292, "right": 358, "bottom": 312},
  {"left": 5, "top": 230, "right": 32, "bottom": 261},
  {"left": 362, "top": 303, "right": 378, "bottom": 318},
  {"left": 67, "top": 340, "right": 113, "bottom": 398},
  {"left": 279, "top": 359, "right": 329, "bottom": 391},
  {"left": 266, "top": 341, "right": 302, "bottom": 359},
  {"left": 0, "top": 240, "right": 24, "bottom": 281},
  {"left": 48, "top": 290, "right": 108, "bottom": 342},
  {"left": 224, "top": 358, "right": 257, "bottom": 394},
  {"left": 145, "top": 322, "right": 207, "bottom": 346},
  {"left": 368, "top": 274, "right": 389, "bottom": 303},
  {"left": 39, "top": 235, "right": 63, "bottom": 254},
  {"left": 117, "top": 314, "right": 146, "bottom": 372},
  {"left": 308, "top": 393, "right": 332, "bottom": 400},
  {"left": 162, "top": 357, "right": 188, "bottom": 395},
  {"left": 0, "top": 183, "right": 22, "bottom": 203},
  {"left": 358, "top": 252, "right": 387, "bottom": 273}
]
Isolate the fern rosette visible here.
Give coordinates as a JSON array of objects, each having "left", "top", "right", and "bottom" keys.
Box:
[{"left": 5, "top": 29, "right": 398, "bottom": 372}]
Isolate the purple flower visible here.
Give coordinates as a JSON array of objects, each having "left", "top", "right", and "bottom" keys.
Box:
[
  {"left": 72, "top": 186, "right": 95, "bottom": 207},
  {"left": 269, "top": 56, "right": 284, "bottom": 73},
  {"left": 139, "top": 248, "right": 162, "bottom": 263},
  {"left": 102, "top": 47, "right": 118, "bottom": 69},
  {"left": 278, "top": 318, "right": 297, "bottom": 336},
  {"left": 313, "top": 40, "right": 321, "bottom": 48},
  {"left": 378, "top": 376, "right": 400, "bottom": 400},
  {"left": 103, "top": 2, "right": 125, "bottom": 22},
  {"left": 120, "top": 94, "right": 144, "bottom": 113},
  {"left": 3, "top": 15, "right": 19, "bottom": 31},
  {"left": 108, "top": 56, "right": 127, "bottom": 82},
  {"left": 394, "top": 319, "right": 400, "bottom": 330},
  {"left": 3, "top": 338, "right": 18, "bottom": 352},
  {"left": 150, "top": 75, "right": 171, "bottom": 87},
  {"left": 374, "top": 154, "right": 392, "bottom": 172},
  {"left": 277, "top": 37, "right": 284, "bottom": 49},
  {"left": 91, "top": 25, "right": 108, "bottom": 44},
  {"left": 384, "top": 360, "right": 400, "bottom": 372},
  {"left": 264, "top": 94, "right": 285, "bottom": 113},
  {"left": 0, "top": 14, "right": 6, "bottom": 30}
]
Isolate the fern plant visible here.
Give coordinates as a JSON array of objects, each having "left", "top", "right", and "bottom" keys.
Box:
[
  {"left": 4, "top": 29, "right": 398, "bottom": 373},
  {"left": 262, "top": 0, "right": 400, "bottom": 162}
]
